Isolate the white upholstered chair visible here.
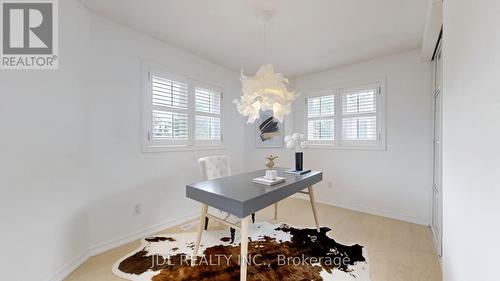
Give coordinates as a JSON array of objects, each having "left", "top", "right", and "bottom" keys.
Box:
[
  {"left": 198, "top": 155, "right": 232, "bottom": 181},
  {"left": 198, "top": 155, "right": 255, "bottom": 243}
]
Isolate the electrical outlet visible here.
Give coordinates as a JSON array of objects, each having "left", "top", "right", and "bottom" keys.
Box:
[
  {"left": 134, "top": 204, "right": 142, "bottom": 215},
  {"left": 327, "top": 182, "right": 333, "bottom": 189}
]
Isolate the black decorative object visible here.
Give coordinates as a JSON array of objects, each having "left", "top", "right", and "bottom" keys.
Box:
[{"left": 295, "top": 152, "right": 303, "bottom": 171}]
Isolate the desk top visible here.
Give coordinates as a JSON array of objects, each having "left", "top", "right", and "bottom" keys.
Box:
[{"left": 186, "top": 167, "right": 322, "bottom": 218}]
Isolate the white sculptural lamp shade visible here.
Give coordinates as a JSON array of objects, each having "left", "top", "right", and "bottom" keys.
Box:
[{"left": 234, "top": 64, "right": 297, "bottom": 123}]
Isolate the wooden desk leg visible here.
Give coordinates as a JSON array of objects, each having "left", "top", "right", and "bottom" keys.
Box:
[
  {"left": 308, "top": 186, "right": 320, "bottom": 232},
  {"left": 274, "top": 203, "right": 278, "bottom": 220},
  {"left": 192, "top": 203, "right": 208, "bottom": 265},
  {"left": 240, "top": 216, "right": 251, "bottom": 281}
]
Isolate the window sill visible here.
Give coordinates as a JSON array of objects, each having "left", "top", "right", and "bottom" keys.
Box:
[
  {"left": 308, "top": 143, "right": 386, "bottom": 151},
  {"left": 142, "top": 145, "right": 226, "bottom": 153}
]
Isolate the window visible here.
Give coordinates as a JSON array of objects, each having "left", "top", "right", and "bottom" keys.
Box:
[
  {"left": 305, "top": 82, "right": 385, "bottom": 149},
  {"left": 195, "top": 84, "right": 222, "bottom": 144},
  {"left": 341, "top": 87, "right": 377, "bottom": 142},
  {"left": 307, "top": 94, "right": 335, "bottom": 141},
  {"left": 151, "top": 75, "right": 189, "bottom": 144},
  {"left": 144, "top": 67, "right": 223, "bottom": 151}
]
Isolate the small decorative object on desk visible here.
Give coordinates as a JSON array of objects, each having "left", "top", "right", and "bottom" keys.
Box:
[
  {"left": 285, "top": 133, "right": 311, "bottom": 175},
  {"left": 265, "top": 154, "right": 278, "bottom": 179},
  {"left": 254, "top": 154, "right": 285, "bottom": 185}
]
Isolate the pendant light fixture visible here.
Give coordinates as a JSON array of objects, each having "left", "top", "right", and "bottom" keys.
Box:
[{"left": 234, "top": 11, "right": 297, "bottom": 124}]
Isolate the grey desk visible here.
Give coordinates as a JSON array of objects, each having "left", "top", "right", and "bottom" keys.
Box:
[{"left": 186, "top": 167, "right": 323, "bottom": 281}]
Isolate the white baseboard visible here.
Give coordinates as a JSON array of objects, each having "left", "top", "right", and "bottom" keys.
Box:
[
  {"left": 88, "top": 211, "right": 199, "bottom": 256},
  {"left": 291, "top": 193, "right": 429, "bottom": 226},
  {"left": 47, "top": 211, "right": 198, "bottom": 281},
  {"left": 48, "top": 249, "right": 90, "bottom": 281}
]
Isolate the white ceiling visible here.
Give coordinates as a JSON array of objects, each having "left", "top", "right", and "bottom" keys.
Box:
[{"left": 80, "top": 0, "right": 428, "bottom": 77}]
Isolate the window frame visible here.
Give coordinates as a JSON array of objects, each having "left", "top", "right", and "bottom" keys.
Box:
[
  {"left": 304, "top": 80, "right": 386, "bottom": 150},
  {"left": 142, "top": 64, "right": 225, "bottom": 152}
]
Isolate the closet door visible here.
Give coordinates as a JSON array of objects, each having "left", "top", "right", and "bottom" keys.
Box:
[{"left": 432, "top": 44, "right": 443, "bottom": 257}]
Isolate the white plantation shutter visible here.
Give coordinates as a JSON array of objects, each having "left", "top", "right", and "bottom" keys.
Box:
[
  {"left": 304, "top": 82, "right": 384, "bottom": 149},
  {"left": 195, "top": 87, "right": 221, "bottom": 115},
  {"left": 152, "top": 76, "right": 188, "bottom": 109},
  {"left": 195, "top": 85, "right": 222, "bottom": 144},
  {"left": 150, "top": 75, "right": 189, "bottom": 144},
  {"left": 306, "top": 95, "right": 335, "bottom": 142},
  {"left": 342, "top": 116, "right": 376, "bottom": 140},
  {"left": 144, "top": 67, "right": 225, "bottom": 150},
  {"left": 152, "top": 110, "right": 188, "bottom": 140},
  {"left": 341, "top": 85, "right": 379, "bottom": 143}
]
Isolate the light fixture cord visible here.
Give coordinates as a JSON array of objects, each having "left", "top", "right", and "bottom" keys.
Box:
[
  {"left": 262, "top": 11, "right": 271, "bottom": 64},
  {"left": 263, "top": 19, "right": 268, "bottom": 64}
]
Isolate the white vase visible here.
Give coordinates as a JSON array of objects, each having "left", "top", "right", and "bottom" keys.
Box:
[{"left": 265, "top": 170, "right": 277, "bottom": 180}]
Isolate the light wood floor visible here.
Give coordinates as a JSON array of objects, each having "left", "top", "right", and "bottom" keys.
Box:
[{"left": 65, "top": 198, "right": 442, "bottom": 281}]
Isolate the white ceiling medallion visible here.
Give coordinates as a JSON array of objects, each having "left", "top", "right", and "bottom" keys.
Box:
[{"left": 234, "top": 11, "right": 297, "bottom": 124}]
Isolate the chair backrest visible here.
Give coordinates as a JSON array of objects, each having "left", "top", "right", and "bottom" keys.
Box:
[{"left": 198, "top": 155, "right": 231, "bottom": 180}]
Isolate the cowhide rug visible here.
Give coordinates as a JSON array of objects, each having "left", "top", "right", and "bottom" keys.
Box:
[{"left": 112, "top": 222, "right": 370, "bottom": 281}]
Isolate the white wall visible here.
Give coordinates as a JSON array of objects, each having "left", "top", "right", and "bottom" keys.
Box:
[
  {"left": 0, "top": 1, "right": 245, "bottom": 280},
  {"left": 244, "top": 50, "right": 433, "bottom": 225},
  {"left": 442, "top": 1, "right": 500, "bottom": 280},
  {"left": 0, "top": 1, "right": 91, "bottom": 280},
  {"left": 85, "top": 14, "right": 245, "bottom": 249}
]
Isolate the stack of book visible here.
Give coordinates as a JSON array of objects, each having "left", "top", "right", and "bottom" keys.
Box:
[
  {"left": 284, "top": 169, "right": 311, "bottom": 175},
  {"left": 252, "top": 176, "right": 285, "bottom": 186}
]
